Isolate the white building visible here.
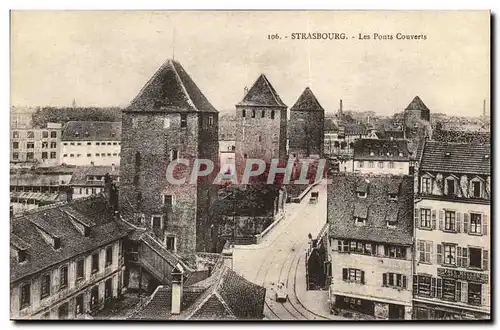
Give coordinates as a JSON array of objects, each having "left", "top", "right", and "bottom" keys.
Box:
[
  {"left": 351, "top": 139, "right": 411, "bottom": 175},
  {"left": 69, "top": 165, "right": 119, "bottom": 199},
  {"left": 413, "top": 141, "right": 490, "bottom": 320},
  {"left": 61, "top": 121, "right": 121, "bottom": 166}
]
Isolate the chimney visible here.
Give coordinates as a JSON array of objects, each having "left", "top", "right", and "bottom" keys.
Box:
[
  {"left": 171, "top": 264, "right": 184, "bottom": 315},
  {"left": 222, "top": 241, "right": 234, "bottom": 269},
  {"left": 244, "top": 86, "right": 249, "bottom": 97},
  {"left": 111, "top": 163, "right": 116, "bottom": 172},
  {"left": 339, "top": 99, "right": 343, "bottom": 116},
  {"left": 90, "top": 161, "right": 94, "bottom": 166}
]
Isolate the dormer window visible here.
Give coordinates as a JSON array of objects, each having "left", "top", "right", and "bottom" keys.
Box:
[
  {"left": 369, "top": 151, "right": 375, "bottom": 156},
  {"left": 53, "top": 237, "right": 61, "bottom": 250},
  {"left": 357, "top": 192, "right": 366, "bottom": 198},
  {"left": 387, "top": 220, "right": 397, "bottom": 228},
  {"left": 354, "top": 217, "right": 366, "bottom": 226},
  {"left": 388, "top": 194, "right": 398, "bottom": 201},
  {"left": 399, "top": 152, "right": 403, "bottom": 157},
  {"left": 470, "top": 177, "right": 483, "bottom": 198},
  {"left": 445, "top": 177, "right": 457, "bottom": 196},
  {"left": 18, "top": 250, "right": 27, "bottom": 263},
  {"left": 445, "top": 152, "right": 451, "bottom": 157}
]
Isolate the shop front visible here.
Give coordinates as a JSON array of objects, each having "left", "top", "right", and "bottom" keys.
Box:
[{"left": 413, "top": 301, "right": 490, "bottom": 320}]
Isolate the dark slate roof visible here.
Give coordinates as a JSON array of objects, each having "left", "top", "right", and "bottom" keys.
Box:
[
  {"left": 353, "top": 139, "right": 410, "bottom": 161},
  {"left": 342, "top": 122, "right": 368, "bottom": 136},
  {"left": 290, "top": 87, "right": 324, "bottom": 112},
  {"left": 10, "top": 195, "right": 130, "bottom": 283},
  {"left": 405, "top": 96, "right": 430, "bottom": 111},
  {"left": 237, "top": 74, "right": 287, "bottom": 108},
  {"left": 69, "top": 166, "right": 120, "bottom": 186},
  {"left": 126, "top": 60, "right": 217, "bottom": 113},
  {"left": 324, "top": 118, "right": 338, "bottom": 132},
  {"left": 433, "top": 129, "right": 491, "bottom": 144},
  {"left": 129, "top": 265, "right": 266, "bottom": 320},
  {"left": 420, "top": 141, "right": 491, "bottom": 175},
  {"left": 61, "top": 121, "right": 121, "bottom": 141},
  {"left": 328, "top": 174, "right": 414, "bottom": 245}
]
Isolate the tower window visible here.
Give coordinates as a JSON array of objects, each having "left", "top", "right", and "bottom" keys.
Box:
[
  {"left": 242, "top": 109, "right": 246, "bottom": 118},
  {"left": 261, "top": 110, "right": 265, "bottom": 118},
  {"left": 251, "top": 110, "right": 256, "bottom": 118},
  {"left": 208, "top": 115, "right": 214, "bottom": 126},
  {"left": 180, "top": 114, "right": 187, "bottom": 128},
  {"left": 271, "top": 110, "right": 276, "bottom": 119},
  {"left": 171, "top": 149, "right": 178, "bottom": 161},
  {"left": 135, "top": 151, "right": 141, "bottom": 169}
]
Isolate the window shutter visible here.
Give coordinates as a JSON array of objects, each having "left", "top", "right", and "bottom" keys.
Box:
[
  {"left": 461, "top": 281, "right": 468, "bottom": 303},
  {"left": 482, "top": 250, "right": 489, "bottom": 271},
  {"left": 436, "top": 278, "right": 443, "bottom": 298},
  {"left": 431, "top": 210, "right": 437, "bottom": 229},
  {"left": 463, "top": 213, "right": 469, "bottom": 233},
  {"left": 438, "top": 210, "right": 444, "bottom": 230},
  {"left": 342, "top": 268, "right": 348, "bottom": 281},
  {"left": 431, "top": 277, "right": 436, "bottom": 298},
  {"left": 414, "top": 208, "right": 420, "bottom": 228},
  {"left": 403, "top": 275, "right": 407, "bottom": 289},
  {"left": 413, "top": 275, "right": 418, "bottom": 294},
  {"left": 457, "top": 247, "right": 462, "bottom": 267},
  {"left": 337, "top": 241, "right": 341, "bottom": 252},
  {"left": 437, "top": 244, "right": 443, "bottom": 265},
  {"left": 455, "top": 280, "right": 462, "bottom": 302},
  {"left": 482, "top": 284, "right": 489, "bottom": 307},
  {"left": 482, "top": 215, "right": 488, "bottom": 235},
  {"left": 456, "top": 212, "right": 461, "bottom": 233},
  {"left": 361, "top": 271, "right": 365, "bottom": 284},
  {"left": 428, "top": 242, "right": 433, "bottom": 264},
  {"left": 383, "top": 273, "right": 387, "bottom": 286},
  {"left": 462, "top": 247, "right": 468, "bottom": 268}
]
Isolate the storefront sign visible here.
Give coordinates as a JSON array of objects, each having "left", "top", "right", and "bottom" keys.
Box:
[{"left": 437, "top": 268, "right": 488, "bottom": 283}]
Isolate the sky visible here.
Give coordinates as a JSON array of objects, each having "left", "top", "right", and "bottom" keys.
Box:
[{"left": 10, "top": 10, "right": 490, "bottom": 116}]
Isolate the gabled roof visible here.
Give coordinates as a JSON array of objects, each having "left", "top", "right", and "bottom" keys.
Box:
[
  {"left": 69, "top": 165, "right": 120, "bottom": 186},
  {"left": 290, "top": 87, "right": 324, "bottom": 112},
  {"left": 237, "top": 74, "right": 287, "bottom": 108},
  {"left": 10, "top": 195, "right": 130, "bottom": 283},
  {"left": 405, "top": 96, "right": 430, "bottom": 112},
  {"left": 61, "top": 121, "right": 121, "bottom": 141},
  {"left": 328, "top": 174, "right": 414, "bottom": 245},
  {"left": 420, "top": 141, "right": 491, "bottom": 175},
  {"left": 126, "top": 59, "right": 217, "bottom": 113}
]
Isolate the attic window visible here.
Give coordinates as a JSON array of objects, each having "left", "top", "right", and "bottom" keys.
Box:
[
  {"left": 357, "top": 192, "right": 367, "bottom": 198},
  {"left": 18, "top": 250, "right": 27, "bottom": 263},
  {"left": 369, "top": 151, "right": 374, "bottom": 156},
  {"left": 53, "top": 237, "right": 61, "bottom": 250},
  {"left": 386, "top": 220, "right": 397, "bottom": 228},
  {"left": 399, "top": 152, "right": 403, "bottom": 157},
  {"left": 354, "top": 217, "right": 366, "bottom": 226},
  {"left": 75, "top": 132, "right": 80, "bottom": 137},
  {"left": 85, "top": 131, "right": 89, "bottom": 137},
  {"left": 84, "top": 226, "right": 91, "bottom": 237},
  {"left": 389, "top": 194, "right": 398, "bottom": 201}
]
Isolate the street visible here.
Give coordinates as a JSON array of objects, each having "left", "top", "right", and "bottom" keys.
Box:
[{"left": 233, "top": 181, "right": 344, "bottom": 320}]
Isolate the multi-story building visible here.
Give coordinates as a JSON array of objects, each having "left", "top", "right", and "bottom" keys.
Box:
[
  {"left": 119, "top": 59, "right": 220, "bottom": 258},
  {"left": 60, "top": 121, "right": 121, "bottom": 166},
  {"left": 351, "top": 139, "right": 411, "bottom": 175},
  {"left": 288, "top": 87, "right": 325, "bottom": 158},
  {"left": 235, "top": 74, "right": 288, "bottom": 169},
  {"left": 10, "top": 192, "right": 129, "bottom": 319},
  {"left": 68, "top": 165, "right": 120, "bottom": 199},
  {"left": 413, "top": 141, "right": 491, "bottom": 320},
  {"left": 10, "top": 106, "right": 38, "bottom": 129},
  {"left": 328, "top": 173, "right": 414, "bottom": 320},
  {"left": 10, "top": 123, "right": 62, "bottom": 165}
]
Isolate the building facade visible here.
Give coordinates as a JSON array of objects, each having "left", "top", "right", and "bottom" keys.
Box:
[
  {"left": 119, "top": 59, "right": 220, "bottom": 258},
  {"left": 351, "top": 139, "right": 411, "bottom": 175},
  {"left": 10, "top": 123, "right": 62, "bottom": 165},
  {"left": 328, "top": 174, "right": 414, "bottom": 320},
  {"left": 60, "top": 121, "right": 121, "bottom": 166},
  {"left": 413, "top": 141, "right": 491, "bottom": 320},
  {"left": 288, "top": 87, "right": 325, "bottom": 158},
  {"left": 69, "top": 165, "right": 120, "bottom": 199},
  {"left": 10, "top": 194, "right": 129, "bottom": 319}
]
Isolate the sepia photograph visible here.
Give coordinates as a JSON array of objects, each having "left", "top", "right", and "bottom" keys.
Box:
[{"left": 8, "top": 10, "right": 491, "bottom": 321}]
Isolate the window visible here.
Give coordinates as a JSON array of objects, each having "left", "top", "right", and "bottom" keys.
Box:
[
  {"left": 166, "top": 236, "right": 175, "bottom": 251},
  {"left": 388, "top": 193, "right": 397, "bottom": 201},
  {"left": 12, "top": 141, "right": 19, "bottom": 149},
  {"left": 92, "top": 253, "right": 99, "bottom": 273},
  {"left": 271, "top": 110, "right": 275, "bottom": 119},
  {"left": 421, "top": 177, "right": 432, "bottom": 193},
  {"left": 27, "top": 131, "right": 34, "bottom": 138},
  {"left": 337, "top": 240, "right": 349, "bottom": 253},
  {"left": 76, "top": 259, "right": 85, "bottom": 281},
  {"left": 261, "top": 110, "right": 265, "bottom": 118},
  {"left": 75, "top": 294, "right": 84, "bottom": 315},
  {"left": 343, "top": 268, "right": 365, "bottom": 284},
  {"left": 18, "top": 250, "right": 27, "bottom": 263},
  {"left": 357, "top": 192, "right": 366, "bottom": 198},
  {"left": 471, "top": 181, "right": 481, "bottom": 198},
  {"left": 107, "top": 153, "right": 111, "bottom": 156},
  {"left": 70, "top": 154, "right": 74, "bottom": 157},
  {"left": 63, "top": 142, "right": 68, "bottom": 146},
  {"left": 378, "top": 161, "right": 383, "bottom": 168},
  {"left": 242, "top": 109, "right": 246, "bottom": 118},
  {"left": 417, "top": 275, "right": 432, "bottom": 296},
  {"left": 20, "top": 283, "right": 30, "bottom": 309},
  {"left": 101, "top": 153, "right": 106, "bottom": 156},
  {"left": 418, "top": 240, "right": 432, "bottom": 263},
  {"left": 12, "top": 152, "right": 19, "bottom": 160},
  {"left": 12, "top": 131, "right": 19, "bottom": 138},
  {"left": 27, "top": 142, "right": 34, "bottom": 149},
  {"left": 383, "top": 273, "right": 407, "bottom": 289},
  {"left": 95, "top": 153, "right": 100, "bottom": 157},
  {"left": 50, "top": 131, "right": 57, "bottom": 138},
  {"left": 180, "top": 114, "right": 187, "bottom": 128},
  {"left": 96, "top": 142, "right": 100, "bottom": 146},
  {"left": 468, "top": 283, "right": 482, "bottom": 306},
  {"left": 42, "top": 152, "right": 48, "bottom": 159},
  {"left": 442, "top": 279, "right": 457, "bottom": 301},
  {"left": 106, "top": 246, "right": 113, "bottom": 266},
  {"left": 208, "top": 114, "right": 214, "bottom": 126},
  {"left": 26, "top": 152, "right": 34, "bottom": 160},
  {"left": 420, "top": 208, "right": 431, "bottom": 228},
  {"left": 470, "top": 213, "right": 482, "bottom": 234},
  {"left": 50, "top": 152, "right": 56, "bottom": 159},
  {"left": 443, "top": 244, "right": 456, "bottom": 266},
  {"left": 368, "top": 161, "right": 374, "bottom": 168},
  {"left": 251, "top": 109, "right": 256, "bottom": 118},
  {"left": 446, "top": 179, "right": 455, "bottom": 196},
  {"left": 171, "top": 149, "right": 178, "bottom": 161},
  {"left": 40, "top": 273, "right": 51, "bottom": 299},
  {"left": 87, "top": 142, "right": 92, "bottom": 146},
  {"left": 42, "top": 141, "right": 48, "bottom": 148},
  {"left": 107, "top": 142, "right": 112, "bottom": 146},
  {"left": 58, "top": 303, "right": 69, "bottom": 319},
  {"left": 258, "top": 135, "right": 262, "bottom": 142},
  {"left": 70, "top": 142, "right": 75, "bottom": 146},
  {"left": 77, "top": 142, "right": 82, "bottom": 146},
  {"left": 469, "top": 247, "right": 482, "bottom": 269},
  {"left": 163, "top": 195, "right": 173, "bottom": 208},
  {"left": 60, "top": 265, "right": 68, "bottom": 290},
  {"left": 388, "top": 161, "right": 395, "bottom": 169},
  {"left": 384, "top": 245, "right": 407, "bottom": 259},
  {"left": 113, "top": 142, "right": 117, "bottom": 145},
  {"left": 354, "top": 217, "right": 366, "bottom": 226},
  {"left": 444, "top": 211, "right": 456, "bottom": 232},
  {"left": 152, "top": 215, "right": 162, "bottom": 229},
  {"left": 87, "top": 153, "right": 92, "bottom": 157},
  {"left": 358, "top": 161, "right": 364, "bottom": 168},
  {"left": 50, "top": 142, "right": 56, "bottom": 148},
  {"left": 90, "top": 286, "right": 99, "bottom": 310}
]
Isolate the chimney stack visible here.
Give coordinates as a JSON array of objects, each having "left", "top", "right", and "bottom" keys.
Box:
[
  {"left": 339, "top": 99, "right": 343, "bottom": 117},
  {"left": 222, "top": 241, "right": 234, "bottom": 270},
  {"left": 244, "top": 86, "right": 249, "bottom": 97},
  {"left": 171, "top": 264, "right": 184, "bottom": 315}
]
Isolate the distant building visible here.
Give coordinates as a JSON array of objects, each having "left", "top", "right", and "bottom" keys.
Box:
[
  {"left": 413, "top": 141, "right": 491, "bottom": 320},
  {"left": 288, "top": 87, "right": 325, "bottom": 158},
  {"left": 10, "top": 106, "right": 38, "bottom": 129},
  {"left": 10, "top": 123, "right": 62, "bottom": 165},
  {"left": 69, "top": 165, "right": 120, "bottom": 199},
  {"left": 323, "top": 118, "right": 339, "bottom": 157},
  {"left": 10, "top": 193, "right": 129, "bottom": 320},
  {"left": 327, "top": 174, "right": 414, "bottom": 320},
  {"left": 235, "top": 74, "right": 288, "bottom": 168},
  {"left": 351, "top": 139, "right": 411, "bottom": 175},
  {"left": 433, "top": 123, "right": 490, "bottom": 144},
  {"left": 218, "top": 115, "right": 237, "bottom": 177},
  {"left": 61, "top": 121, "right": 121, "bottom": 166},
  {"left": 403, "top": 96, "right": 430, "bottom": 128}
]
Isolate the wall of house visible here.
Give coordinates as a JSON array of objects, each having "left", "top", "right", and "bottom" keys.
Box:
[
  {"left": 72, "top": 185, "right": 106, "bottom": 199},
  {"left": 11, "top": 127, "right": 61, "bottom": 165},
  {"left": 11, "top": 239, "right": 124, "bottom": 319},
  {"left": 60, "top": 140, "right": 121, "bottom": 166},
  {"left": 350, "top": 160, "right": 410, "bottom": 175}
]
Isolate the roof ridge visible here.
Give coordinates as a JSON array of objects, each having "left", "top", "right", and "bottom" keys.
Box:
[
  {"left": 171, "top": 61, "right": 197, "bottom": 110},
  {"left": 129, "top": 59, "right": 172, "bottom": 106},
  {"left": 261, "top": 74, "right": 281, "bottom": 107}
]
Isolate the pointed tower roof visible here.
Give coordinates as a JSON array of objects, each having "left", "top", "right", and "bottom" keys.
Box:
[
  {"left": 290, "top": 87, "right": 324, "bottom": 112},
  {"left": 126, "top": 59, "right": 217, "bottom": 113},
  {"left": 405, "top": 96, "right": 430, "bottom": 112},
  {"left": 237, "top": 74, "right": 287, "bottom": 107}
]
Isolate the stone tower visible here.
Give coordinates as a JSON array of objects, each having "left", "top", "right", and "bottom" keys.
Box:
[
  {"left": 119, "top": 59, "right": 220, "bottom": 256},
  {"left": 235, "top": 74, "right": 288, "bottom": 170},
  {"left": 404, "top": 95, "right": 430, "bottom": 125},
  {"left": 288, "top": 87, "right": 325, "bottom": 158}
]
